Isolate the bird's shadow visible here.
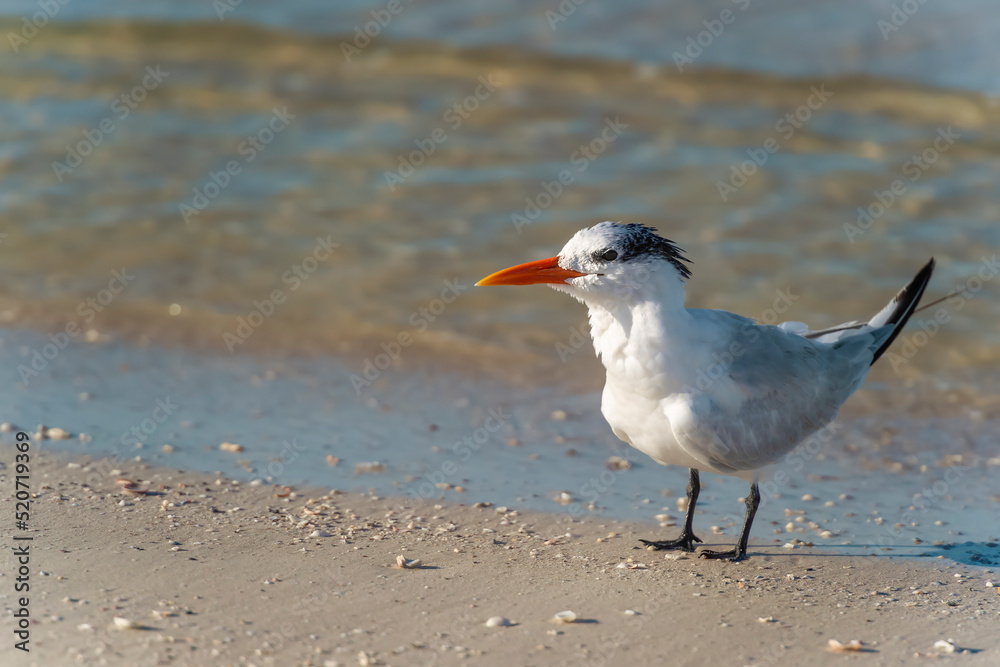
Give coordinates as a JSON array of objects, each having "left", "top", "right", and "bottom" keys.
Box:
[
  {"left": 922, "top": 541, "right": 1000, "bottom": 567},
  {"left": 741, "top": 540, "right": 1000, "bottom": 567}
]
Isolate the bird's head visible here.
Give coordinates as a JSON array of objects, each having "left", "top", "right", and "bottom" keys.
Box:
[{"left": 476, "top": 222, "right": 692, "bottom": 309}]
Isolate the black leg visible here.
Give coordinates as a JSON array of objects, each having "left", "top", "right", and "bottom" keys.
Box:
[
  {"left": 699, "top": 482, "right": 760, "bottom": 562},
  {"left": 640, "top": 468, "right": 703, "bottom": 552}
]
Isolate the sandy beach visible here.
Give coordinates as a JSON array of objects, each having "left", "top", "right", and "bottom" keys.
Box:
[
  {"left": 4, "top": 2, "right": 1000, "bottom": 666},
  {"left": 3, "top": 445, "right": 998, "bottom": 667}
]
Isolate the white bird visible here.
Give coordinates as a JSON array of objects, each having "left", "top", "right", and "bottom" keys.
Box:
[{"left": 476, "top": 222, "right": 934, "bottom": 561}]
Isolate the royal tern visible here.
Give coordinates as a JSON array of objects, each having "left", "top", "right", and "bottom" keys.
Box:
[{"left": 477, "top": 222, "right": 934, "bottom": 561}]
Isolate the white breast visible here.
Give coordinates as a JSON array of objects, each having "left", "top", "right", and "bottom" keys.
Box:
[{"left": 590, "top": 304, "right": 716, "bottom": 472}]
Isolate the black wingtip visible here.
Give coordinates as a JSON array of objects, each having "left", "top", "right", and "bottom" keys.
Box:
[{"left": 870, "top": 258, "right": 935, "bottom": 365}]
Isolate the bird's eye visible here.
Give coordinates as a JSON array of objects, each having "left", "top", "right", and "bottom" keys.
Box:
[{"left": 601, "top": 249, "right": 618, "bottom": 261}]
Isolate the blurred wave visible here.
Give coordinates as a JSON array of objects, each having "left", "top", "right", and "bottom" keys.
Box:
[{"left": 0, "top": 9, "right": 997, "bottom": 399}]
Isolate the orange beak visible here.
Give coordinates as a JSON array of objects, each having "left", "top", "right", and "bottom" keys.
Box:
[{"left": 475, "top": 256, "right": 588, "bottom": 286}]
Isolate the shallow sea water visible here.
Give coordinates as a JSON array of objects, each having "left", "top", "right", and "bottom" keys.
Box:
[{"left": 3, "top": 329, "right": 998, "bottom": 566}]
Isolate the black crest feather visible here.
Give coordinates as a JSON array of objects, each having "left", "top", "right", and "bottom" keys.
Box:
[{"left": 610, "top": 223, "right": 693, "bottom": 280}]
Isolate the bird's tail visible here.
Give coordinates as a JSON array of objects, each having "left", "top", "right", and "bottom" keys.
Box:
[{"left": 865, "top": 258, "right": 935, "bottom": 365}]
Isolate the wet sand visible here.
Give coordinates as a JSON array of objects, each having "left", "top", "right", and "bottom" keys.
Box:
[{"left": 3, "top": 446, "right": 998, "bottom": 667}]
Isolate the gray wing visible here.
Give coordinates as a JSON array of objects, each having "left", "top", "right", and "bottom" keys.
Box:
[
  {"left": 670, "top": 320, "right": 872, "bottom": 474},
  {"left": 673, "top": 259, "right": 934, "bottom": 474}
]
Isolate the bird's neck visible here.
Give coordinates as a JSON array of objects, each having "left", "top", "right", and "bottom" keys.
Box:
[{"left": 584, "top": 269, "right": 692, "bottom": 372}]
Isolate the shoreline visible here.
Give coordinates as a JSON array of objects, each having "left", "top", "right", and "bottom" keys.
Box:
[
  {"left": 2, "top": 446, "right": 998, "bottom": 666},
  {"left": 5, "top": 325, "right": 1000, "bottom": 546}
]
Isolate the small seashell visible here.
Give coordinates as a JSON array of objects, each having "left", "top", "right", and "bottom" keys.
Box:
[
  {"left": 605, "top": 456, "right": 632, "bottom": 471},
  {"left": 219, "top": 442, "right": 244, "bottom": 453},
  {"left": 395, "top": 555, "right": 421, "bottom": 569},
  {"left": 553, "top": 610, "right": 577, "bottom": 624},
  {"left": 932, "top": 639, "right": 956, "bottom": 654},
  {"left": 355, "top": 461, "right": 385, "bottom": 475},
  {"left": 828, "top": 639, "right": 863, "bottom": 652},
  {"left": 554, "top": 491, "right": 574, "bottom": 505},
  {"left": 550, "top": 410, "right": 568, "bottom": 420},
  {"left": 326, "top": 455, "right": 340, "bottom": 467},
  {"left": 801, "top": 494, "right": 814, "bottom": 501},
  {"left": 676, "top": 497, "right": 689, "bottom": 512},
  {"left": 616, "top": 560, "right": 648, "bottom": 570},
  {"left": 113, "top": 617, "right": 136, "bottom": 630},
  {"left": 309, "top": 530, "right": 331, "bottom": 538},
  {"left": 757, "top": 616, "right": 776, "bottom": 623},
  {"left": 161, "top": 444, "right": 175, "bottom": 454},
  {"left": 47, "top": 427, "right": 72, "bottom": 440},
  {"left": 115, "top": 479, "right": 148, "bottom": 495},
  {"left": 623, "top": 609, "right": 637, "bottom": 616},
  {"left": 485, "top": 616, "right": 511, "bottom": 627}
]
